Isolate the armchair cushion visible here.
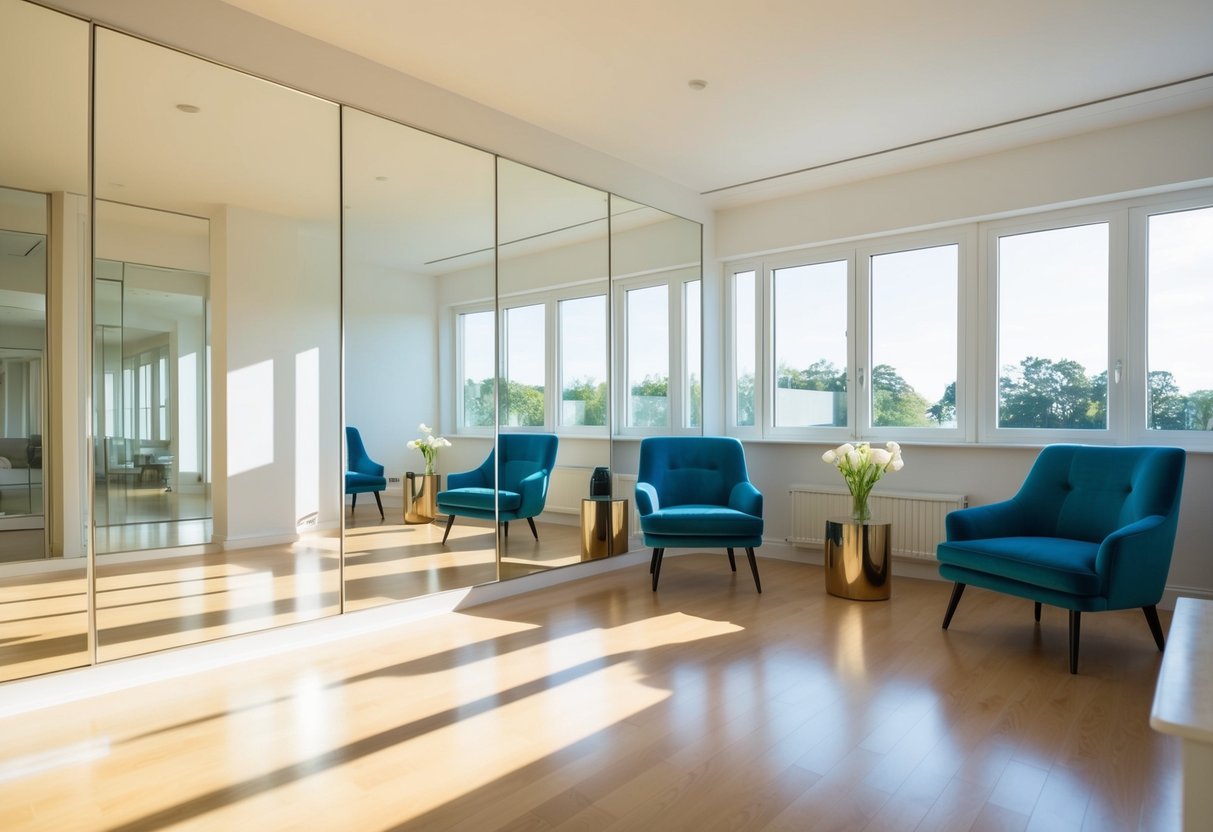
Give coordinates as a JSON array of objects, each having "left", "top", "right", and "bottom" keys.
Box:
[
  {"left": 937, "top": 536, "right": 1100, "bottom": 596},
  {"left": 642, "top": 505, "right": 764, "bottom": 538},
  {"left": 436, "top": 433, "right": 558, "bottom": 523}
]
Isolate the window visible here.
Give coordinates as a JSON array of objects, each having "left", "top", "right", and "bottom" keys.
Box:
[
  {"left": 158, "top": 350, "right": 169, "bottom": 439},
  {"left": 684, "top": 280, "right": 701, "bottom": 429},
  {"left": 772, "top": 259, "right": 848, "bottom": 429},
  {"left": 500, "top": 303, "right": 545, "bottom": 427},
  {"left": 732, "top": 269, "right": 757, "bottom": 428},
  {"left": 995, "top": 222, "right": 1109, "bottom": 431},
  {"left": 458, "top": 309, "right": 495, "bottom": 429},
  {"left": 868, "top": 244, "right": 958, "bottom": 429},
  {"left": 1146, "top": 205, "right": 1213, "bottom": 432},
  {"left": 625, "top": 284, "right": 669, "bottom": 428},
  {"left": 558, "top": 295, "right": 607, "bottom": 429}
]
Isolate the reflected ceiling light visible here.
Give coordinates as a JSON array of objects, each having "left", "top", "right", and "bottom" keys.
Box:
[
  {"left": 375, "top": 175, "right": 389, "bottom": 181},
  {"left": 175, "top": 103, "right": 201, "bottom": 113},
  {"left": 687, "top": 79, "right": 707, "bottom": 91}
]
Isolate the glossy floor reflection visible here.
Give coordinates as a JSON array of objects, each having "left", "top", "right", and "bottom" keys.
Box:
[
  {"left": 95, "top": 532, "right": 341, "bottom": 662},
  {"left": 0, "top": 565, "right": 88, "bottom": 683},
  {"left": 0, "top": 557, "right": 1180, "bottom": 831},
  {"left": 343, "top": 511, "right": 610, "bottom": 611}
]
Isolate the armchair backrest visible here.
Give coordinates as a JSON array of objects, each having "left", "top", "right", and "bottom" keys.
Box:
[
  {"left": 496, "top": 433, "right": 559, "bottom": 492},
  {"left": 637, "top": 436, "right": 751, "bottom": 507},
  {"left": 345, "top": 426, "right": 380, "bottom": 475},
  {"left": 1015, "top": 445, "right": 1185, "bottom": 542}
]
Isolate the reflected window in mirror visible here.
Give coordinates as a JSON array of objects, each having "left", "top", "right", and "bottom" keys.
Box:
[
  {"left": 500, "top": 302, "right": 545, "bottom": 428},
  {"left": 684, "top": 279, "right": 702, "bottom": 429},
  {"left": 558, "top": 294, "right": 607, "bottom": 431},
  {"left": 623, "top": 282, "right": 669, "bottom": 429},
  {"left": 457, "top": 306, "right": 495, "bottom": 432}
]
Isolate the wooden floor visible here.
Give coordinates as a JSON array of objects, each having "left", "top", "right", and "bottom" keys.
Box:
[{"left": 0, "top": 555, "right": 1180, "bottom": 831}]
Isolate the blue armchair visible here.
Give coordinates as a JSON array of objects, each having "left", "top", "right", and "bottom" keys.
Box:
[
  {"left": 436, "top": 433, "right": 559, "bottom": 545},
  {"left": 345, "top": 426, "right": 387, "bottom": 520},
  {"left": 636, "top": 436, "right": 764, "bottom": 593},
  {"left": 937, "top": 444, "right": 1185, "bottom": 673}
]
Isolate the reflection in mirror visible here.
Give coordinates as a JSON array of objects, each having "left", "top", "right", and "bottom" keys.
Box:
[
  {"left": 0, "top": 0, "right": 89, "bottom": 682},
  {"left": 341, "top": 108, "right": 497, "bottom": 610},
  {"left": 495, "top": 159, "right": 612, "bottom": 578},
  {"left": 609, "top": 196, "right": 703, "bottom": 517},
  {"left": 93, "top": 28, "right": 341, "bottom": 661},
  {"left": 93, "top": 205, "right": 210, "bottom": 554}
]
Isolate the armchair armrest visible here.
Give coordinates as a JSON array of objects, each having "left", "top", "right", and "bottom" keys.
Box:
[
  {"left": 945, "top": 498, "right": 1024, "bottom": 541},
  {"left": 1097, "top": 514, "right": 1173, "bottom": 606},
  {"left": 728, "top": 481, "right": 763, "bottom": 517},
  {"left": 635, "top": 482, "right": 659, "bottom": 516},
  {"left": 516, "top": 469, "right": 550, "bottom": 516},
  {"left": 369, "top": 461, "right": 384, "bottom": 477}
]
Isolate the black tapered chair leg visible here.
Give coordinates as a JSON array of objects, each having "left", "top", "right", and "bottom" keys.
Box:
[
  {"left": 651, "top": 548, "right": 665, "bottom": 591},
  {"left": 1069, "top": 610, "right": 1081, "bottom": 674},
  {"left": 727, "top": 548, "right": 737, "bottom": 572},
  {"left": 1034, "top": 601, "right": 1042, "bottom": 623},
  {"left": 504, "top": 521, "right": 509, "bottom": 537},
  {"left": 650, "top": 548, "right": 658, "bottom": 574},
  {"left": 373, "top": 491, "right": 384, "bottom": 520},
  {"left": 942, "top": 582, "right": 966, "bottom": 629},
  {"left": 526, "top": 517, "right": 539, "bottom": 540},
  {"left": 350, "top": 493, "right": 357, "bottom": 514},
  {"left": 1143, "top": 605, "right": 1166, "bottom": 652},
  {"left": 745, "top": 547, "right": 761, "bottom": 593},
  {"left": 441, "top": 513, "right": 456, "bottom": 545}
]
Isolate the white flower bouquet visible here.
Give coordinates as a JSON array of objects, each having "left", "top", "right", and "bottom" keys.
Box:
[
  {"left": 822, "top": 441, "right": 905, "bottom": 521},
  {"left": 407, "top": 423, "right": 452, "bottom": 475}
]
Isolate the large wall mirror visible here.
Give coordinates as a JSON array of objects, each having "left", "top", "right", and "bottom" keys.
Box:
[
  {"left": 92, "top": 27, "right": 341, "bottom": 661},
  {"left": 0, "top": 0, "right": 702, "bottom": 683},
  {"left": 0, "top": 0, "right": 89, "bottom": 683},
  {"left": 495, "top": 160, "right": 612, "bottom": 577},
  {"left": 341, "top": 107, "right": 497, "bottom": 610}
]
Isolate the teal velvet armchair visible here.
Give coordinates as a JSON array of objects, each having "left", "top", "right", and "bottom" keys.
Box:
[
  {"left": 345, "top": 426, "right": 387, "bottom": 520},
  {"left": 436, "top": 433, "right": 558, "bottom": 545},
  {"left": 937, "top": 444, "right": 1186, "bottom": 673},
  {"left": 636, "top": 436, "right": 764, "bottom": 593}
]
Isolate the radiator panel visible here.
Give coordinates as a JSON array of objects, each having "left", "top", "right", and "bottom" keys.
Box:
[{"left": 789, "top": 486, "right": 966, "bottom": 560}]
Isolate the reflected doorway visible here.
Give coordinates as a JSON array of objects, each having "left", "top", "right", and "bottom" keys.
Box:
[{"left": 93, "top": 254, "right": 211, "bottom": 553}]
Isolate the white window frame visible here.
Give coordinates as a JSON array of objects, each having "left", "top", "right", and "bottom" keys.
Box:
[
  {"left": 681, "top": 276, "right": 702, "bottom": 430},
  {"left": 725, "top": 261, "right": 762, "bottom": 437},
  {"left": 980, "top": 205, "right": 1127, "bottom": 445},
  {"left": 762, "top": 245, "right": 855, "bottom": 442},
  {"left": 857, "top": 228, "right": 975, "bottom": 444},
  {"left": 453, "top": 301, "right": 496, "bottom": 437},
  {"left": 613, "top": 270, "right": 698, "bottom": 437},
  {"left": 555, "top": 290, "right": 611, "bottom": 437},
  {"left": 1127, "top": 187, "right": 1213, "bottom": 449}
]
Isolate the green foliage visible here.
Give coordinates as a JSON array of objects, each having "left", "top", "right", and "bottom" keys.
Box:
[
  {"left": 999, "top": 356, "right": 1105, "bottom": 429},
  {"left": 501, "top": 380, "right": 544, "bottom": 427},
  {"left": 630, "top": 374, "right": 669, "bottom": 427},
  {"left": 736, "top": 372, "right": 756, "bottom": 426},
  {"left": 928, "top": 382, "right": 956, "bottom": 425},
  {"left": 562, "top": 377, "right": 607, "bottom": 426},
  {"left": 871, "top": 365, "right": 932, "bottom": 427}
]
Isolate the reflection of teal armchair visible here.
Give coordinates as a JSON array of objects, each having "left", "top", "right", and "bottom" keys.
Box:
[
  {"left": 938, "top": 444, "right": 1185, "bottom": 673},
  {"left": 436, "top": 433, "right": 558, "bottom": 544},
  {"left": 345, "top": 426, "right": 386, "bottom": 520},
  {"left": 636, "top": 436, "right": 764, "bottom": 593}
]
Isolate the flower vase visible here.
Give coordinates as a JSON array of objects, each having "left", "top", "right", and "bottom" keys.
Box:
[{"left": 850, "top": 489, "right": 872, "bottom": 524}]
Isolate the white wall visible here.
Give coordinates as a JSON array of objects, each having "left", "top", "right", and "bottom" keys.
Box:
[
  {"left": 713, "top": 107, "right": 1213, "bottom": 601},
  {"left": 212, "top": 206, "right": 341, "bottom": 544},
  {"left": 344, "top": 260, "right": 437, "bottom": 488}
]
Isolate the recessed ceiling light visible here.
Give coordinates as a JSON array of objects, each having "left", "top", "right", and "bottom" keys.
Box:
[
  {"left": 687, "top": 79, "right": 708, "bottom": 91},
  {"left": 375, "top": 175, "right": 389, "bottom": 181},
  {"left": 176, "top": 103, "right": 201, "bottom": 114}
]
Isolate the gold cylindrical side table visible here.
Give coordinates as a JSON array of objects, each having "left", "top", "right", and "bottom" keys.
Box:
[
  {"left": 404, "top": 472, "right": 439, "bottom": 524},
  {"left": 580, "top": 496, "right": 628, "bottom": 559},
  {"left": 824, "top": 517, "right": 891, "bottom": 600}
]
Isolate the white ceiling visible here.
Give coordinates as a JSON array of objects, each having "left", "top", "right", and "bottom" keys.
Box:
[{"left": 221, "top": 0, "right": 1213, "bottom": 205}]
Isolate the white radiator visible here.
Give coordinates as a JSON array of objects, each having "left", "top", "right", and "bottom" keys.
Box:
[
  {"left": 545, "top": 466, "right": 592, "bottom": 515},
  {"left": 789, "top": 485, "right": 966, "bottom": 560}
]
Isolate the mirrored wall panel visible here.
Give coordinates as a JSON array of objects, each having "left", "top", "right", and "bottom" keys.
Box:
[
  {"left": 93, "top": 28, "right": 341, "bottom": 661},
  {"left": 609, "top": 196, "right": 704, "bottom": 485},
  {"left": 496, "top": 160, "right": 611, "bottom": 577},
  {"left": 341, "top": 108, "right": 497, "bottom": 610},
  {"left": 0, "top": 0, "right": 89, "bottom": 682}
]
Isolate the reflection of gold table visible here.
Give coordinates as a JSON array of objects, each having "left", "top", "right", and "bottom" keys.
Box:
[
  {"left": 580, "top": 497, "right": 628, "bottom": 559},
  {"left": 404, "top": 472, "right": 439, "bottom": 524},
  {"left": 824, "top": 517, "right": 891, "bottom": 600}
]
